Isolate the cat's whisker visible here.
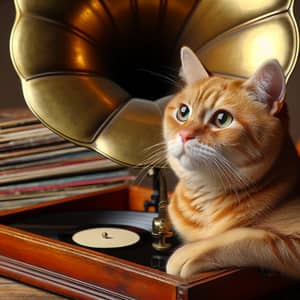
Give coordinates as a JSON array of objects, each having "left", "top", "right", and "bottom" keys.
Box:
[
  {"left": 141, "top": 156, "right": 168, "bottom": 166},
  {"left": 217, "top": 153, "right": 250, "bottom": 187},
  {"left": 208, "top": 159, "right": 227, "bottom": 192},
  {"left": 209, "top": 156, "right": 243, "bottom": 203},
  {"left": 137, "top": 147, "right": 169, "bottom": 169},
  {"left": 189, "top": 146, "right": 230, "bottom": 194},
  {"left": 213, "top": 159, "right": 232, "bottom": 194},
  {"left": 158, "top": 65, "right": 179, "bottom": 75},
  {"left": 216, "top": 155, "right": 254, "bottom": 202},
  {"left": 162, "top": 161, "right": 170, "bottom": 169},
  {"left": 136, "top": 68, "right": 182, "bottom": 89},
  {"left": 134, "top": 166, "right": 152, "bottom": 185},
  {"left": 134, "top": 148, "right": 170, "bottom": 185},
  {"left": 141, "top": 142, "right": 168, "bottom": 165},
  {"left": 142, "top": 141, "right": 167, "bottom": 152},
  {"left": 189, "top": 145, "right": 230, "bottom": 191},
  {"left": 208, "top": 155, "right": 233, "bottom": 195},
  {"left": 191, "top": 143, "right": 250, "bottom": 200},
  {"left": 142, "top": 149, "right": 167, "bottom": 163}
]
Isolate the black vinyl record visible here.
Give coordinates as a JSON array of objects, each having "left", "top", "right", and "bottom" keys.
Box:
[{"left": 11, "top": 210, "right": 179, "bottom": 271}]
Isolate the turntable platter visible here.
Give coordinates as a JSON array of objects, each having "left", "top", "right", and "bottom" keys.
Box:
[{"left": 10, "top": 210, "right": 179, "bottom": 271}]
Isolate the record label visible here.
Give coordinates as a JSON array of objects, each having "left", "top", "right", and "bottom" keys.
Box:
[{"left": 72, "top": 227, "right": 140, "bottom": 248}]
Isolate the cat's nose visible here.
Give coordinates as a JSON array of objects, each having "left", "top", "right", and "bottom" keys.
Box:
[{"left": 179, "top": 129, "right": 195, "bottom": 143}]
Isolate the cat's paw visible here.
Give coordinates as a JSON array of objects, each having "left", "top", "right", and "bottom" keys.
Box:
[{"left": 166, "top": 242, "right": 214, "bottom": 278}]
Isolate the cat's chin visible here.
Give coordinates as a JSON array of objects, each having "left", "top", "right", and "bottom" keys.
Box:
[
  {"left": 167, "top": 139, "right": 204, "bottom": 172},
  {"left": 178, "top": 154, "right": 201, "bottom": 171}
]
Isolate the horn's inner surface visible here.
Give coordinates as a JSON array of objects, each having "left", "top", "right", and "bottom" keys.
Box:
[
  {"left": 82, "top": 1, "right": 197, "bottom": 100},
  {"left": 110, "top": 43, "right": 179, "bottom": 100}
]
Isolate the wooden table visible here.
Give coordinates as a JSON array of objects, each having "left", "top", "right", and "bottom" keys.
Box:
[
  {"left": 2, "top": 275, "right": 300, "bottom": 300},
  {"left": 0, "top": 276, "right": 68, "bottom": 299}
]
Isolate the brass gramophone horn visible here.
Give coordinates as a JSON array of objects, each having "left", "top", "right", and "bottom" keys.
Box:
[{"left": 10, "top": 0, "right": 299, "bottom": 167}]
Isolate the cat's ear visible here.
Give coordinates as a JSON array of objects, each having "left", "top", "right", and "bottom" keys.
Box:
[
  {"left": 180, "top": 46, "right": 209, "bottom": 85},
  {"left": 243, "top": 60, "right": 286, "bottom": 115}
]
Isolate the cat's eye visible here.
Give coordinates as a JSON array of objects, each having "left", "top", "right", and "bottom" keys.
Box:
[
  {"left": 212, "top": 110, "right": 233, "bottom": 128},
  {"left": 176, "top": 104, "right": 191, "bottom": 122}
]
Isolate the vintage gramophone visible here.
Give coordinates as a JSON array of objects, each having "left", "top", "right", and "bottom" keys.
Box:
[{"left": 0, "top": 1, "right": 299, "bottom": 299}]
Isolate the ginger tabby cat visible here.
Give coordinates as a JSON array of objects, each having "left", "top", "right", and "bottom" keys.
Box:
[{"left": 164, "top": 47, "right": 300, "bottom": 278}]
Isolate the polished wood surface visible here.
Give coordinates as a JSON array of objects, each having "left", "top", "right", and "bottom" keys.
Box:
[{"left": 0, "top": 276, "right": 68, "bottom": 300}]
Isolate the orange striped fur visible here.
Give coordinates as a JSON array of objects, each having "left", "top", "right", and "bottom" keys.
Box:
[{"left": 164, "top": 47, "right": 300, "bottom": 278}]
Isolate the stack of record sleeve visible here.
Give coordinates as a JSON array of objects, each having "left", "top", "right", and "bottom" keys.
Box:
[{"left": 0, "top": 108, "right": 133, "bottom": 211}]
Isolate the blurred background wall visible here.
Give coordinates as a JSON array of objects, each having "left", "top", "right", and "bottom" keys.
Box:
[{"left": 1, "top": 1, "right": 300, "bottom": 142}]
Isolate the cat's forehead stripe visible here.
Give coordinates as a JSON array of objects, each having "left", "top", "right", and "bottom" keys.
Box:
[
  {"left": 203, "top": 90, "right": 222, "bottom": 111},
  {"left": 191, "top": 80, "right": 229, "bottom": 116}
]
